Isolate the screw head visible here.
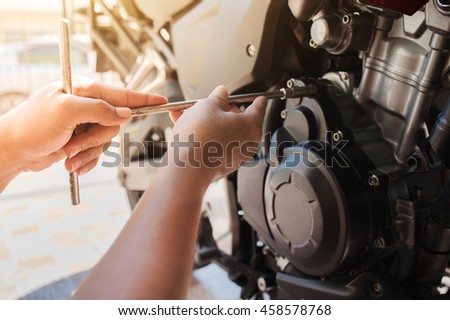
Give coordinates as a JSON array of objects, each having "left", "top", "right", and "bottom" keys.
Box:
[
  {"left": 368, "top": 175, "right": 380, "bottom": 187},
  {"left": 247, "top": 44, "right": 256, "bottom": 57},
  {"left": 281, "top": 110, "right": 287, "bottom": 119}
]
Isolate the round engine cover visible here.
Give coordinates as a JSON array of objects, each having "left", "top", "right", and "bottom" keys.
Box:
[{"left": 265, "top": 144, "right": 350, "bottom": 276}]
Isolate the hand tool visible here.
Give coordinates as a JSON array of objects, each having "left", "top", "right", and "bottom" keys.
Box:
[
  {"left": 59, "top": 18, "right": 80, "bottom": 206},
  {"left": 130, "top": 85, "right": 317, "bottom": 117}
]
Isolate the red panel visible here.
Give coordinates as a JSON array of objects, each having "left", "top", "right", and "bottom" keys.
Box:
[{"left": 360, "top": 0, "right": 429, "bottom": 15}]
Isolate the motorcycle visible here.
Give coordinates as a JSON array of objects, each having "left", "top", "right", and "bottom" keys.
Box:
[{"left": 70, "top": 0, "right": 450, "bottom": 299}]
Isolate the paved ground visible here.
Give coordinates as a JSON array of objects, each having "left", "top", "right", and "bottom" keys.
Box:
[{"left": 0, "top": 156, "right": 240, "bottom": 299}]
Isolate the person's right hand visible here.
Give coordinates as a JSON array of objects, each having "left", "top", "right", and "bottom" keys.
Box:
[{"left": 167, "top": 85, "right": 266, "bottom": 181}]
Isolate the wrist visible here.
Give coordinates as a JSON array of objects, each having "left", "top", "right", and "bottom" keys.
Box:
[
  {"left": 165, "top": 150, "right": 215, "bottom": 190},
  {"left": 0, "top": 116, "right": 23, "bottom": 191}
]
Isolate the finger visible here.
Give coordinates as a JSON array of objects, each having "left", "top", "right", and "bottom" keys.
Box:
[
  {"left": 26, "top": 149, "right": 66, "bottom": 172},
  {"left": 74, "top": 80, "right": 168, "bottom": 108},
  {"left": 66, "top": 95, "right": 132, "bottom": 126},
  {"left": 244, "top": 96, "right": 267, "bottom": 122},
  {"left": 207, "top": 85, "right": 229, "bottom": 110},
  {"left": 76, "top": 157, "right": 100, "bottom": 176},
  {"left": 65, "top": 144, "right": 105, "bottom": 173},
  {"left": 63, "top": 124, "right": 120, "bottom": 158},
  {"left": 169, "top": 110, "right": 183, "bottom": 123}
]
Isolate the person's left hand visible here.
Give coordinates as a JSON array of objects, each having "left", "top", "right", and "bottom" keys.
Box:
[{"left": 0, "top": 77, "right": 167, "bottom": 176}]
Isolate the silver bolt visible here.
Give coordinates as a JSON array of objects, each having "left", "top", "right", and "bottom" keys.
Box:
[
  {"left": 238, "top": 210, "right": 245, "bottom": 216},
  {"left": 247, "top": 44, "right": 256, "bottom": 57},
  {"left": 309, "top": 38, "right": 318, "bottom": 48},
  {"left": 368, "top": 175, "right": 380, "bottom": 187},
  {"left": 286, "top": 79, "right": 296, "bottom": 89},
  {"left": 342, "top": 14, "right": 352, "bottom": 25},
  {"left": 374, "top": 237, "right": 385, "bottom": 249},
  {"left": 281, "top": 110, "right": 287, "bottom": 119},
  {"left": 332, "top": 131, "right": 344, "bottom": 142}
]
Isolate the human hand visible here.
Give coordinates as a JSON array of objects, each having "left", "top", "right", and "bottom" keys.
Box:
[
  {"left": 0, "top": 77, "right": 167, "bottom": 176},
  {"left": 167, "top": 86, "right": 266, "bottom": 181}
]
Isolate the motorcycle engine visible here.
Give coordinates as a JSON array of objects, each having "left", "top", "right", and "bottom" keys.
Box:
[
  {"left": 238, "top": 79, "right": 391, "bottom": 277},
  {"left": 234, "top": 0, "right": 450, "bottom": 298}
]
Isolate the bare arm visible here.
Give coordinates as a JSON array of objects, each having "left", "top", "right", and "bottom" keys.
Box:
[{"left": 72, "top": 86, "right": 266, "bottom": 299}]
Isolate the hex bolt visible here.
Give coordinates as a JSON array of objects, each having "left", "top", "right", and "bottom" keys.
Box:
[
  {"left": 368, "top": 175, "right": 380, "bottom": 187},
  {"left": 281, "top": 110, "right": 287, "bottom": 119},
  {"left": 246, "top": 44, "right": 256, "bottom": 57},
  {"left": 332, "top": 130, "right": 344, "bottom": 142},
  {"left": 374, "top": 237, "right": 385, "bottom": 249},
  {"left": 342, "top": 14, "right": 352, "bottom": 25},
  {"left": 372, "top": 282, "right": 384, "bottom": 295}
]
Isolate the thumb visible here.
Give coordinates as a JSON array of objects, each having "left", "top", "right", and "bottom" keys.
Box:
[
  {"left": 207, "top": 85, "right": 229, "bottom": 110},
  {"left": 245, "top": 96, "right": 267, "bottom": 123},
  {"left": 70, "top": 95, "right": 131, "bottom": 126}
]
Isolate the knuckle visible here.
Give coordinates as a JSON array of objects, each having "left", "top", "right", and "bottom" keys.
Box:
[{"left": 94, "top": 99, "right": 112, "bottom": 113}]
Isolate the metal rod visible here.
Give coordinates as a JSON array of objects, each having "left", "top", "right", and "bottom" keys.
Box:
[
  {"left": 131, "top": 85, "right": 317, "bottom": 117},
  {"left": 59, "top": 18, "right": 80, "bottom": 206}
]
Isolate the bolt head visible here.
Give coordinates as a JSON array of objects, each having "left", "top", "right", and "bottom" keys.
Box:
[
  {"left": 309, "top": 38, "right": 318, "bottom": 48},
  {"left": 374, "top": 237, "right": 385, "bottom": 249},
  {"left": 332, "top": 131, "right": 344, "bottom": 142},
  {"left": 247, "top": 44, "right": 256, "bottom": 57},
  {"left": 342, "top": 14, "right": 352, "bottom": 25},
  {"left": 368, "top": 175, "right": 380, "bottom": 187},
  {"left": 373, "top": 282, "right": 383, "bottom": 295},
  {"left": 281, "top": 110, "right": 287, "bottom": 119}
]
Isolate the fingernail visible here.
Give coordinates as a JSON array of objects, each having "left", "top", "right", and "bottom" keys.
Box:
[
  {"left": 116, "top": 107, "right": 131, "bottom": 118},
  {"left": 69, "top": 147, "right": 82, "bottom": 159},
  {"left": 71, "top": 159, "right": 83, "bottom": 172}
]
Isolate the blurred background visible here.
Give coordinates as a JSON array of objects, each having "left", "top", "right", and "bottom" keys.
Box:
[{"left": 0, "top": 0, "right": 239, "bottom": 300}]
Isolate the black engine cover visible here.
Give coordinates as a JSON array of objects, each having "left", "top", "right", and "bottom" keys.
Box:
[{"left": 238, "top": 81, "right": 390, "bottom": 277}]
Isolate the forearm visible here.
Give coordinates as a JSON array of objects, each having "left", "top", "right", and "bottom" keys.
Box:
[{"left": 72, "top": 159, "right": 213, "bottom": 299}]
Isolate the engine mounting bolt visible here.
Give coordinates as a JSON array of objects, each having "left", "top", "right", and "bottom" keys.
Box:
[
  {"left": 342, "top": 14, "right": 352, "bottom": 25},
  {"left": 281, "top": 110, "right": 287, "bottom": 119},
  {"left": 368, "top": 175, "right": 380, "bottom": 188},
  {"left": 374, "top": 237, "right": 385, "bottom": 249},
  {"left": 332, "top": 130, "right": 344, "bottom": 142},
  {"left": 309, "top": 38, "right": 318, "bottom": 48},
  {"left": 262, "top": 246, "right": 271, "bottom": 255},
  {"left": 246, "top": 44, "right": 256, "bottom": 57},
  {"left": 372, "top": 282, "right": 384, "bottom": 295}
]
